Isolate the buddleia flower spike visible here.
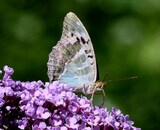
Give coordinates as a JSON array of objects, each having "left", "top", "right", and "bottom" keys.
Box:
[{"left": 0, "top": 65, "right": 141, "bottom": 129}]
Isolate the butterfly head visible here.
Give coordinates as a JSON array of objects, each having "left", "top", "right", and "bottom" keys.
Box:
[{"left": 94, "top": 81, "right": 106, "bottom": 90}]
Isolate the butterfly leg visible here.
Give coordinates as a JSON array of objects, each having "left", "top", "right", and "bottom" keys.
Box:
[
  {"left": 90, "top": 92, "right": 94, "bottom": 102},
  {"left": 90, "top": 86, "right": 99, "bottom": 106},
  {"left": 73, "top": 84, "right": 86, "bottom": 92},
  {"left": 90, "top": 92, "right": 94, "bottom": 106},
  {"left": 101, "top": 89, "right": 106, "bottom": 106}
]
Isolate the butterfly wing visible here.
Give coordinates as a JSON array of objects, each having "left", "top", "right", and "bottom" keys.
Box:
[{"left": 47, "top": 12, "right": 97, "bottom": 90}]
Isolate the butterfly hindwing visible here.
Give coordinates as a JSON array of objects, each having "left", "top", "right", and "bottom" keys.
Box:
[{"left": 47, "top": 12, "right": 97, "bottom": 92}]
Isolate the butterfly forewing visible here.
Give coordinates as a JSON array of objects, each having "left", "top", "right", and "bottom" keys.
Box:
[
  {"left": 47, "top": 12, "right": 97, "bottom": 93},
  {"left": 62, "top": 12, "right": 97, "bottom": 80}
]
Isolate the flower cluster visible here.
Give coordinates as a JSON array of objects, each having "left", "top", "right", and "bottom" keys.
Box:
[{"left": 0, "top": 65, "right": 140, "bottom": 130}]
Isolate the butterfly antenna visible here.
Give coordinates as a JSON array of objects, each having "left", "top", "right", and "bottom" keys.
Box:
[
  {"left": 102, "top": 72, "right": 109, "bottom": 82},
  {"left": 106, "top": 76, "right": 138, "bottom": 83}
]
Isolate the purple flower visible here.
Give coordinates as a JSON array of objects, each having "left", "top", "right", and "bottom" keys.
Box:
[
  {"left": 17, "top": 117, "right": 28, "bottom": 129},
  {"left": 66, "top": 116, "right": 80, "bottom": 129},
  {"left": 32, "top": 121, "right": 47, "bottom": 130},
  {"left": 0, "top": 65, "right": 141, "bottom": 130},
  {"left": 3, "top": 65, "right": 14, "bottom": 80}
]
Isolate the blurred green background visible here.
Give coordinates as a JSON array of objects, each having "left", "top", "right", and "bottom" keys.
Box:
[{"left": 0, "top": 0, "right": 160, "bottom": 129}]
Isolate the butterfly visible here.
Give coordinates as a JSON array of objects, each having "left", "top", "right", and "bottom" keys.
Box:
[{"left": 47, "top": 12, "right": 106, "bottom": 101}]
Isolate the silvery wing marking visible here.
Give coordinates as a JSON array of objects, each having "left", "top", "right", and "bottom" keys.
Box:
[{"left": 47, "top": 12, "right": 97, "bottom": 94}]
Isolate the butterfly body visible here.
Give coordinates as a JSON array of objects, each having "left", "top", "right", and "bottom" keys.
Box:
[{"left": 47, "top": 12, "right": 105, "bottom": 95}]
